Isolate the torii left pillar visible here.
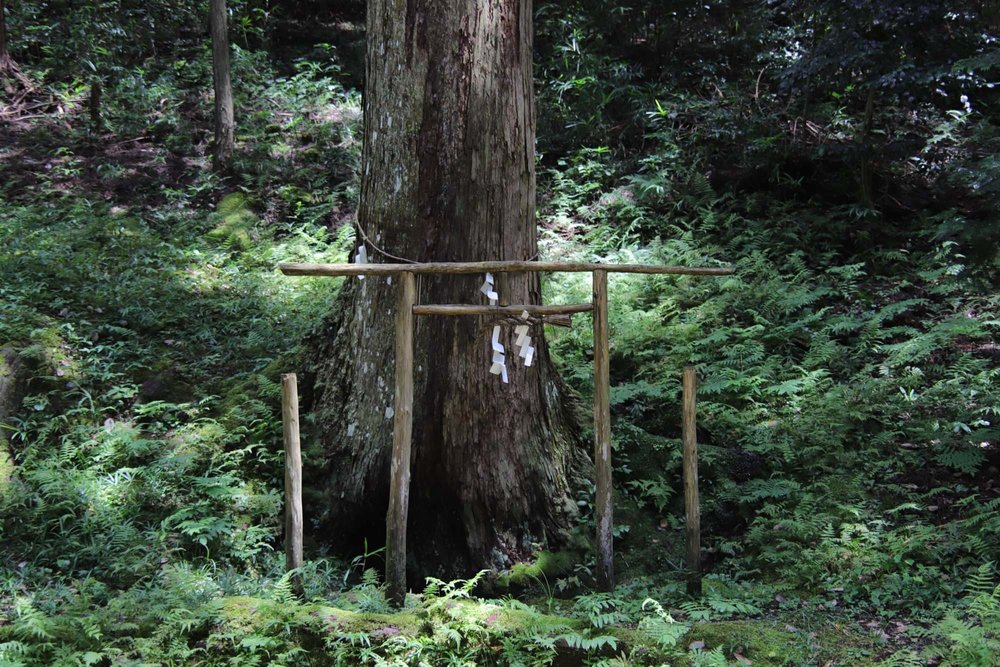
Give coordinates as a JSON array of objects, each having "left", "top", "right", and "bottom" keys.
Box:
[{"left": 386, "top": 271, "right": 415, "bottom": 606}]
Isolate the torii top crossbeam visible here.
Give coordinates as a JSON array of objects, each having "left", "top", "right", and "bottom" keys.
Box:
[{"left": 279, "top": 260, "right": 733, "bottom": 277}]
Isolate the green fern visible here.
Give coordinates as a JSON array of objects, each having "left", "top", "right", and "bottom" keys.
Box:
[
  {"left": 924, "top": 565, "right": 1000, "bottom": 667},
  {"left": 11, "top": 599, "right": 54, "bottom": 642},
  {"left": 690, "top": 645, "right": 734, "bottom": 667},
  {"left": 638, "top": 599, "right": 689, "bottom": 649},
  {"left": 878, "top": 649, "right": 924, "bottom": 667},
  {"left": 556, "top": 631, "right": 618, "bottom": 652}
]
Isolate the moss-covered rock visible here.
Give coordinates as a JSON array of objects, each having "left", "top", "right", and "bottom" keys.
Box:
[
  {"left": 497, "top": 550, "right": 577, "bottom": 588},
  {"left": 680, "top": 620, "right": 881, "bottom": 667},
  {"left": 0, "top": 447, "right": 13, "bottom": 497},
  {"left": 0, "top": 347, "right": 28, "bottom": 493},
  {"left": 18, "top": 327, "right": 77, "bottom": 385}
]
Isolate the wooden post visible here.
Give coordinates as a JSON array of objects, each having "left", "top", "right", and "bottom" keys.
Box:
[
  {"left": 592, "top": 269, "right": 614, "bottom": 591},
  {"left": 386, "top": 271, "right": 416, "bottom": 606},
  {"left": 682, "top": 365, "right": 701, "bottom": 596},
  {"left": 281, "top": 373, "right": 304, "bottom": 591}
]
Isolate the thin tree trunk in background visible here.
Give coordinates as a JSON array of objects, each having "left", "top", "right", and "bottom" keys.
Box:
[
  {"left": 309, "top": 0, "right": 586, "bottom": 581},
  {"left": 89, "top": 78, "right": 103, "bottom": 130},
  {"left": 860, "top": 89, "right": 876, "bottom": 208},
  {"left": 0, "top": 0, "right": 8, "bottom": 64},
  {"left": 210, "top": 0, "right": 234, "bottom": 171}
]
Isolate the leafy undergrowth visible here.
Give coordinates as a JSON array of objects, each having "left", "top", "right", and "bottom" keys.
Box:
[{"left": 0, "top": 568, "right": 893, "bottom": 666}]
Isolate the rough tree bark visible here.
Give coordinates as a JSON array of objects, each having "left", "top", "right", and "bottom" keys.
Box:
[
  {"left": 309, "top": 0, "right": 587, "bottom": 581},
  {"left": 89, "top": 78, "right": 103, "bottom": 131},
  {"left": 210, "top": 0, "right": 234, "bottom": 171}
]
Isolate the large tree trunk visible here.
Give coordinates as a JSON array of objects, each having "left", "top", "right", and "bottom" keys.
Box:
[
  {"left": 309, "top": 0, "right": 586, "bottom": 581},
  {"left": 210, "top": 0, "right": 234, "bottom": 171}
]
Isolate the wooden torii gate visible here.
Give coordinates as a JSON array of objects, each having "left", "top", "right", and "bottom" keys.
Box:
[{"left": 279, "top": 259, "right": 733, "bottom": 604}]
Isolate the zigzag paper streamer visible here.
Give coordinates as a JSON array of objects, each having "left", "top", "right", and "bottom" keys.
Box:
[
  {"left": 513, "top": 312, "right": 535, "bottom": 368},
  {"left": 479, "top": 272, "right": 498, "bottom": 305},
  {"left": 354, "top": 245, "right": 368, "bottom": 281},
  {"left": 491, "top": 325, "right": 504, "bottom": 353},
  {"left": 514, "top": 324, "right": 529, "bottom": 346},
  {"left": 489, "top": 325, "right": 508, "bottom": 383}
]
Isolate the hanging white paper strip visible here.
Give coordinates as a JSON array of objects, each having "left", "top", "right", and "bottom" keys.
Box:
[
  {"left": 489, "top": 355, "right": 509, "bottom": 383},
  {"left": 514, "top": 324, "right": 529, "bottom": 347},
  {"left": 491, "top": 325, "right": 504, "bottom": 352},
  {"left": 354, "top": 245, "right": 368, "bottom": 281},
  {"left": 479, "top": 272, "right": 498, "bottom": 305},
  {"left": 489, "top": 326, "right": 508, "bottom": 383},
  {"left": 513, "top": 315, "right": 535, "bottom": 368}
]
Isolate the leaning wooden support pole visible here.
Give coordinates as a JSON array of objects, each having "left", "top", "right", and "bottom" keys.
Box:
[
  {"left": 542, "top": 314, "right": 574, "bottom": 328},
  {"left": 386, "top": 271, "right": 416, "bottom": 606},
  {"left": 281, "top": 373, "right": 304, "bottom": 592},
  {"left": 592, "top": 269, "right": 614, "bottom": 591},
  {"left": 682, "top": 366, "right": 702, "bottom": 597}
]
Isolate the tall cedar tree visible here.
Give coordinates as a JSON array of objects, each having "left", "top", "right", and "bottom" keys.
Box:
[
  {"left": 310, "top": 0, "right": 587, "bottom": 580},
  {"left": 210, "top": 0, "right": 234, "bottom": 171}
]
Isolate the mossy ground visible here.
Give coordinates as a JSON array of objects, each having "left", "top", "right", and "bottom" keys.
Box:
[
  {"left": 215, "top": 596, "right": 886, "bottom": 666},
  {"left": 682, "top": 620, "right": 882, "bottom": 666}
]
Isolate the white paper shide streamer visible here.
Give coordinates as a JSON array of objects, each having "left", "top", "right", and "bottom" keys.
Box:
[
  {"left": 489, "top": 325, "right": 508, "bottom": 383},
  {"left": 480, "top": 287, "right": 536, "bottom": 384},
  {"left": 353, "top": 244, "right": 368, "bottom": 281},
  {"left": 514, "top": 310, "right": 535, "bottom": 367},
  {"left": 479, "top": 272, "right": 499, "bottom": 305}
]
